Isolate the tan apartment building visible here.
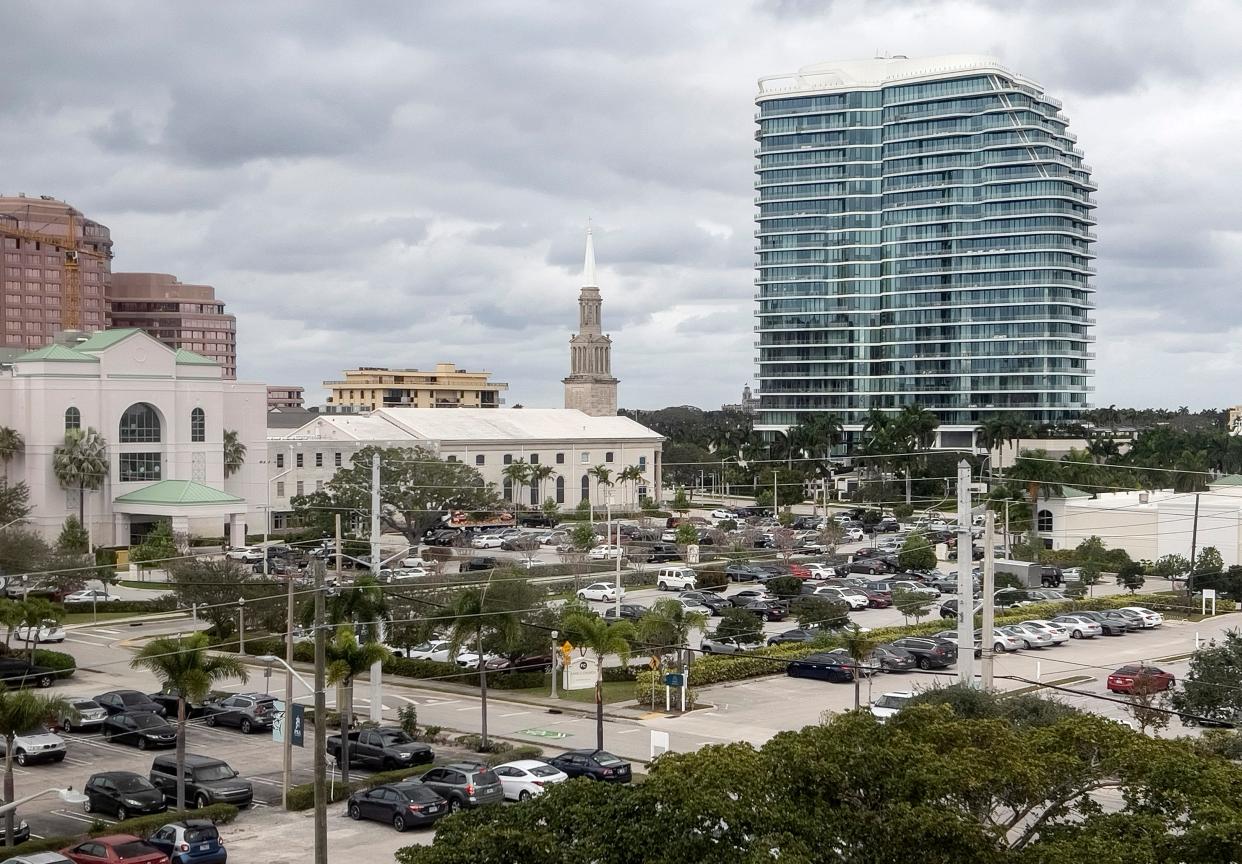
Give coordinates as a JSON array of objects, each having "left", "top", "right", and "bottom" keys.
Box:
[
  {"left": 108, "top": 272, "right": 237, "bottom": 378},
  {"left": 267, "top": 385, "right": 305, "bottom": 409},
  {"left": 324, "top": 364, "right": 507, "bottom": 410},
  {"left": 0, "top": 194, "right": 113, "bottom": 348}
]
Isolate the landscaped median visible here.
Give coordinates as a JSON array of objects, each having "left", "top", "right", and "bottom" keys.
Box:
[{"left": 633, "top": 591, "right": 1235, "bottom": 708}]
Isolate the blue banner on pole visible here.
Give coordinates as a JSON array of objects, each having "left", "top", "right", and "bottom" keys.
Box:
[
  {"left": 663, "top": 673, "right": 684, "bottom": 687},
  {"left": 273, "top": 701, "right": 306, "bottom": 748}
]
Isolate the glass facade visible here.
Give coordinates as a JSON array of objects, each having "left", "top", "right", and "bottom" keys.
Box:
[{"left": 754, "top": 60, "right": 1095, "bottom": 429}]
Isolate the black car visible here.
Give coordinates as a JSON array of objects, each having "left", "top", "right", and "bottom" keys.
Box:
[
  {"left": 867, "top": 644, "right": 918, "bottom": 672},
  {"left": 94, "top": 690, "right": 167, "bottom": 717},
  {"left": 1068, "top": 610, "right": 1128, "bottom": 636},
  {"left": 483, "top": 653, "right": 553, "bottom": 672},
  {"left": 83, "top": 771, "right": 168, "bottom": 822},
  {"left": 546, "top": 749, "right": 632, "bottom": 783},
  {"left": 0, "top": 819, "right": 29, "bottom": 846},
  {"left": 462, "top": 557, "right": 498, "bottom": 572},
  {"left": 786, "top": 652, "right": 855, "bottom": 683},
  {"left": 938, "top": 598, "right": 982, "bottom": 620},
  {"left": 890, "top": 636, "right": 958, "bottom": 670},
  {"left": 102, "top": 711, "right": 178, "bottom": 749},
  {"left": 0, "top": 658, "right": 57, "bottom": 689},
  {"left": 767, "top": 628, "right": 823, "bottom": 646},
  {"left": 645, "top": 544, "right": 679, "bottom": 564},
  {"left": 348, "top": 781, "right": 447, "bottom": 832},
  {"left": 603, "top": 603, "right": 647, "bottom": 622},
  {"left": 147, "top": 690, "right": 215, "bottom": 720},
  {"left": 743, "top": 600, "right": 788, "bottom": 622},
  {"left": 678, "top": 591, "right": 728, "bottom": 614},
  {"left": 725, "top": 564, "right": 765, "bottom": 582}
]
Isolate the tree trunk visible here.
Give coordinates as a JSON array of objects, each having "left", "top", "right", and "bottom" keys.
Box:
[
  {"left": 78, "top": 481, "right": 85, "bottom": 526},
  {"left": 176, "top": 696, "right": 187, "bottom": 813},
  {"left": 905, "top": 472, "right": 912, "bottom": 505},
  {"left": 595, "top": 655, "right": 604, "bottom": 751},
  {"left": 478, "top": 630, "right": 489, "bottom": 749},
  {"left": 853, "top": 666, "right": 861, "bottom": 711},
  {"left": 4, "top": 738, "right": 13, "bottom": 847},
  {"left": 339, "top": 681, "right": 352, "bottom": 785}
]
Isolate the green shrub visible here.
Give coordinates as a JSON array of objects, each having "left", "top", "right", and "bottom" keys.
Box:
[
  {"left": 33, "top": 649, "right": 76, "bottom": 679},
  {"left": 9, "top": 805, "right": 237, "bottom": 855},
  {"left": 62, "top": 597, "right": 178, "bottom": 613},
  {"left": 286, "top": 764, "right": 430, "bottom": 810}
]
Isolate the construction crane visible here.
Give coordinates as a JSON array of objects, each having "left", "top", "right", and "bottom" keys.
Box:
[{"left": 0, "top": 205, "right": 112, "bottom": 329}]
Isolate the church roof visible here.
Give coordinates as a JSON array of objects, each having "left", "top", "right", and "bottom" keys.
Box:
[
  {"left": 14, "top": 344, "right": 100, "bottom": 363},
  {"left": 281, "top": 408, "right": 662, "bottom": 443}
]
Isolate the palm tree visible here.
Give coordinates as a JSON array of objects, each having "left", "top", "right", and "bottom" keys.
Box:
[
  {"left": 501, "top": 460, "right": 531, "bottom": 509},
  {"left": 52, "top": 428, "right": 108, "bottom": 525},
  {"left": 618, "top": 465, "right": 645, "bottom": 509},
  {"left": 839, "top": 624, "right": 878, "bottom": 711},
  {"left": 131, "top": 633, "right": 247, "bottom": 812},
  {"left": 529, "top": 464, "right": 556, "bottom": 507},
  {"left": 16, "top": 598, "right": 61, "bottom": 660},
  {"left": 0, "top": 689, "right": 72, "bottom": 845},
  {"left": 562, "top": 613, "right": 634, "bottom": 749},
  {"left": 324, "top": 574, "right": 390, "bottom": 643},
  {"left": 588, "top": 465, "right": 614, "bottom": 519},
  {"left": 223, "top": 430, "right": 246, "bottom": 478},
  {"left": 897, "top": 404, "right": 939, "bottom": 504},
  {"left": 0, "top": 428, "right": 23, "bottom": 482},
  {"left": 801, "top": 413, "right": 845, "bottom": 461},
  {"left": 1086, "top": 435, "right": 1120, "bottom": 465},
  {"left": 636, "top": 598, "right": 707, "bottom": 668},
  {"left": 325, "top": 626, "right": 390, "bottom": 785},
  {"left": 446, "top": 576, "right": 521, "bottom": 751}
]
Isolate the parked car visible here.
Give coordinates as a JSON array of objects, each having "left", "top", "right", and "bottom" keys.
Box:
[
  {"left": 938, "top": 598, "right": 982, "bottom": 620},
  {"left": 146, "top": 690, "right": 215, "bottom": 721},
  {"left": 867, "top": 644, "right": 919, "bottom": 672},
  {"left": 1107, "top": 664, "right": 1175, "bottom": 694},
  {"left": 224, "top": 547, "right": 263, "bottom": 563},
  {"left": 1019, "top": 620, "right": 1071, "bottom": 644},
  {"left": 0, "top": 658, "right": 57, "bottom": 689},
  {"left": 861, "top": 589, "right": 893, "bottom": 609},
  {"left": 890, "top": 637, "right": 958, "bottom": 669},
  {"left": 145, "top": 820, "right": 227, "bottom": 864},
  {"left": 13, "top": 622, "right": 66, "bottom": 644},
  {"left": 0, "top": 727, "right": 65, "bottom": 766},
  {"left": 869, "top": 691, "right": 913, "bottom": 721},
  {"left": 742, "top": 600, "right": 788, "bottom": 622},
  {"left": 483, "top": 652, "right": 553, "bottom": 673},
  {"left": 699, "top": 634, "right": 756, "bottom": 655},
  {"left": 588, "top": 544, "right": 624, "bottom": 560},
  {"left": 678, "top": 591, "right": 728, "bottom": 614},
  {"left": 347, "top": 782, "right": 447, "bottom": 832},
  {"left": 60, "top": 835, "right": 167, "bottom": 864},
  {"left": 59, "top": 698, "right": 108, "bottom": 733},
  {"left": 63, "top": 589, "right": 122, "bottom": 604},
  {"left": 577, "top": 582, "right": 623, "bottom": 603},
  {"left": 725, "top": 564, "right": 765, "bottom": 582},
  {"left": 728, "top": 589, "right": 775, "bottom": 608},
  {"left": 418, "top": 763, "right": 505, "bottom": 811},
  {"left": 327, "top": 726, "right": 433, "bottom": 770},
  {"left": 397, "top": 640, "right": 453, "bottom": 662},
  {"left": 1063, "top": 610, "right": 1128, "bottom": 636},
  {"left": 1098, "top": 609, "right": 1143, "bottom": 631},
  {"left": 603, "top": 604, "right": 647, "bottom": 622},
  {"left": 1118, "top": 606, "right": 1164, "bottom": 628},
  {"left": 492, "top": 759, "right": 569, "bottom": 801},
  {"left": 1048, "top": 614, "right": 1104, "bottom": 639},
  {"left": 809, "top": 585, "right": 868, "bottom": 610},
  {"left": 890, "top": 580, "right": 939, "bottom": 598},
  {"left": 545, "top": 749, "right": 632, "bottom": 783},
  {"left": 932, "top": 630, "right": 983, "bottom": 659},
  {"left": 975, "top": 627, "right": 1023, "bottom": 653},
  {"left": 461, "top": 557, "right": 498, "bottom": 572},
  {"left": 83, "top": 771, "right": 167, "bottom": 822},
  {"left": 102, "top": 713, "right": 177, "bottom": 750},
  {"left": 149, "top": 754, "right": 253, "bottom": 810},
  {"left": 198, "top": 693, "right": 276, "bottom": 735},
  {"left": 655, "top": 567, "right": 698, "bottom": 591},
  {"left": 786, "top": 652, "right": 855, "bottom": 683},
  {"left": 710, "top": 509, "right": 736, "bottom": 520},
  {"left": 471, "top": 534, "right": 504, "bottom": 549},
  {"left": 94, "top": 690, "right": 167, "bottom": 718},
  {"left": 1000, "top": 624, "right": 1054, "bottom": 649},
  {"left": 766, "top": 628, "right": 823, "bottom": 646}
]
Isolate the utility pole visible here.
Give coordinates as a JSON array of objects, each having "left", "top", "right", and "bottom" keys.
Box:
[
  {"left": 550, "top": 630, "right": 559, "bottom": 699},
  {"left": 1003, "top": 500, "right": 1011, "bottom": 559},
  {"left": 282, "top": 554, "right": 294, "bottom": 810},
  {"left": 981, "top": 511, "right": 996, "bottom": 689},
  {"left": 955, "top": 460, "right": 976, "bottom": 687},
  {"left": 614, "top": 517, "right": 623, "bottom": 618},
  {"left": 1188, "top": 493, "right": 1201, "bottom": 593},
  {"left": 312, "top": 557, "right": 327, "bottom": 864},
  {"left": 334, "top": 514, "right": 342, "bottom": 577},
  {"left": 370, "top": 453, "right": 381, "bottom": 578}
]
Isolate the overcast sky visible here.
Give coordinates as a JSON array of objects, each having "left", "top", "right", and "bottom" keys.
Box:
[{"left": 2, "top": 0, "right": 1239, "bottom": 411}]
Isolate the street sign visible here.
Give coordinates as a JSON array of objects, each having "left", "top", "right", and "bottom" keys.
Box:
[
  {"left": 564, "top": 655, "right": 597, "bottom": 690},
  {"left": 272, "top": 701, "right": 305, "bottom": 748},
  {"left": 649, "top": 656, "right": 660, "bottom": 670},
  {"left": 663, "top": 673, "right": 684, "bottom": 687},
  {"left": 686, "top": 544, "right": 700, "bottom": 564},
  {"left": 560, "top": 640, "right": 574, "bottom": 663}
]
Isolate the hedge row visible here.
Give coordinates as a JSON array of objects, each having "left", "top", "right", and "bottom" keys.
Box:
[
  {"left": 62, "top": 597, "right": 178, "bottom": 614},
  {"left": 287, "top": 763, "right": 431, "bottom": 810},
  {"left": 632, "top": 592, "right": 1234, "bottom": 705},
  {"left": 34, "top": 648, "right": 76, "bottom": 679},
  {"left": 9, "top": 804, "right": 237, "bottom": 857}
]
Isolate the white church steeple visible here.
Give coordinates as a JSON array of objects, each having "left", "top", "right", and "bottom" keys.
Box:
[{"left": 563, "top": 223, "right": 618, "bottom": 416}]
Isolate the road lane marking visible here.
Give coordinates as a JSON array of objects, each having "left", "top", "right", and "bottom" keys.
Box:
[
  {"left": 500, "top": 711, "right": 529, "bottom": 718},
  {"left": 614, "top": 728, "right": 639, "bottom": 734},
  {"left": 456, "top": 706, "right": 477, "bottom": 712},
  {"left": 54, "top": 809, "right": 108, "bottom": 825},
  {"left": 247, "top": 776, "right": 284, "bottom": 786}
]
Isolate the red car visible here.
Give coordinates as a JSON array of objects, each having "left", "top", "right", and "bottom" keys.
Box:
[
  {"left": 862, "top": 589, "right": 892, "bottom": 609},
  {"left": 787, "top": 563, "right": 812, "bottom": 580},
  {"left": 1107, "top": 664, "right": 1175, "bottom": 694},
  {"left": 61, "top": 835, "right": 168, "bottom": 864}
]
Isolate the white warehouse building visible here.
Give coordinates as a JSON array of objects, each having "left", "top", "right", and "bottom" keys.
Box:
[{"left": 267, "top": 407, "right": 664, "bottom": 528}]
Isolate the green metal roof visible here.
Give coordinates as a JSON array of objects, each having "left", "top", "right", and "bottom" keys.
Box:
[
  {"left": 114, "top": 480, "right": 244, "bottom": 506},
  {"left": 1059, "top": 486, "right": 1093, "bottom": 499},
  {"left": 174, "top": 348, "right": 216, "bottom": 366},
  {"left": 73, "top": 328, "right": 144, "bottom": 352},
  {"left": 1212, "top": 474, "right": 1242, "bottom": 487},
  {"left": 13, "top": 344, "right": 100, "bottom": 363}
]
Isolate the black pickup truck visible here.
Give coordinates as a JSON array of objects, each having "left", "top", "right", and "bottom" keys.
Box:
[{"left": 326, "top": 726, "right": 433, "bottom": 770}]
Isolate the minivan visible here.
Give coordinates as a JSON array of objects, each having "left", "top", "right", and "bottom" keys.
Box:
[
  {"left": 655, "top": 567, "right": 697, "bottom": 591},
  {"left": 149, "top": 754, "right": 254, "bottom": 810}
]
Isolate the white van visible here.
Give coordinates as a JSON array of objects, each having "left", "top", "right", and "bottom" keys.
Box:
[{"left": 656, "top": 567, "right": 697, "bottom": 591}]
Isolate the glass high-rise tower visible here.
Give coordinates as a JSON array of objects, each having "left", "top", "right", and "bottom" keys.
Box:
[{"left": 753, "top": 54, "right": 1095, "bottom": 444}]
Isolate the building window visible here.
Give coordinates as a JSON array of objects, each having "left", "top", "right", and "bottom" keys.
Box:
[
  {"left": 296, "top": 481, "right": 304, "bottom": 497},
  {"left": 276, "top": 481, "right": 285, "bottom": 497},
  {"left": 315, "top": 452, "right": 323, "bottom": 467},
  {"left": 64, "top": 406, "right": 80, "bottom": 431},
  {"left": 530, "top": 454, "right": 539, "bottom": 465},
  {"left": 638, "top": 456, "right": 647, "bottom": 468},
  {"left": 503, "top": 478, "right": 513, "bottom": 500},
  {"left": 190, "top": 408, "right": 205, "bottom": 443},
  {"left": 276, "top": 453, "right": 284, "bottom": 469},
  {"left": 556, "top": 453, "right": 565, "bottom": 464},
  {"left": 581, "top": 474, "right": 590, "bottom": 503},
  {"left": 605, "top": 451, "right": 614, "bottom": 463},
  {"left": 581, "top": 452, "right": 589, "bottom": 464},
  {"left": 638, "top": 485, "right": 648, "bottom": 499},
  {"left": 119, "top": 452, "right": 161, "bottom": 482},
  {"left": 447, "top": 455, "right": 458, "bottom": 463},
  {"left": 1037, "top": 509, "right": 1053, "bottom": 532},
  {"left": 335, "top": 452, "right": 342, "bottom": 467},
  {"left": 556, "top": 475, "right": 565, "bottom": 504},
  {"left": 316, "top": 480, "right": 324, "bottom": 492},
  {"left": 530, "top": 483, "right": 539, "bottom": 506},
  {"left": 296, "top": 453, "right": 303, "bottom": 468},
  {"left": 119, "top": 403, "right": 161, "bottom": 443},
  {"left": 503, "top": 454, "right": 512, "bottom": 465}
]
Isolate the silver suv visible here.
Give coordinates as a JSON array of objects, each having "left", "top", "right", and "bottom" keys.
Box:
[
  {"left": 700, "top": 634, "right": 758, "bottom": 655},
  {"left": 202, "top": 692, "right": 276, "bottom": 734}
]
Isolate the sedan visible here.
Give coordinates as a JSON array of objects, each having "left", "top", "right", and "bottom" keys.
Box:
[
  {"left": 678, "top": 591, "right": 728, "bottom": 614},
  {"left": 64, "top": 589, "right": 122, "bottom": 604},
  {"left": 61, "top": 835, "right": 168, "bottom": 864},
  {"left": 932, "top": 630, "right": 984, "bottom": 659},
  {"left": 1050, "top": 614, "right": 1104, "bottom": 639},
  {"left": 867, "top": 644, "right": 918, "bottom": 672},
  {"left": 870, "top": 691, "right": 913, "bottom": 721},
  {"left": 890, "top": 637, "right": 957, "bottom": 669},
  {"left": 492, "top": 759, "right": 569, "bottom": 801},
  {"left": 603, "top": 604, "right": 647, "bottom": 622},
  {"left": 59, "top": 698, "right": 108, "bottom": 733},
  {"left": 742, "top": 600, "right": 788, "bottom": 622},
  {"left": 710, "top": 509, "right": 737, "bottom": 521},
  {"left": 861, "top": 589, "right": 892, "bottom": 609},
  {"left": 671, "top": 598, "right": 713, "bottom": 616},
  {"left": 1107, "top": 664, "right": 1175, "bottom": 694},
  {"left": 13, "top": 622, "right": 66, "bottom": 644},
  {"left": 101, "top": 712, "right": 177, "bottom": 749},
  {"left": 83, "top": 771, "right": 167, "bottom": 822},
  {"left": 94, "top": 690, "right": 167, "bottom": 717},
  {"left": 1064, "top": 611, "right": 1128, "bottom": 636},
  {"left": 588, "top": 545, "right": 624, "bottom": 560},
  {"left": 1019, "top": 620, "right": 1071, "bottom": 645},
  {"left": 397, "top": 640, "right": 453, "bottom": 662},
  {"left": 347, "top": 782, "right": 447, "bottom": 832},
  {"left": 471, "top": 535, "right": 504, "bottom": 549},
  {"left": 728, "top": 589, "right": 775, "bottom": 608},
  {"left": 1000, "top": 624, "right": 1053, "bottom": 649},
  {"left": 786, "top": 653, "right": 855, "bottom": 683},
  {"left": 546, "top": 749, "right": 632, "bottom": 783},
  {"left": 577, "top": 583, "right": 623, "bottom": 603},
  {"left": 811, "top": 586, "right": 869, "bottom": 610},
  {"left": 484, "top": 653, "right": 553, "bottom": 673},
  {"left": 975, "top": 627, "right": 1024, "bottom": 653},
  {"left": 1098, "top": 609, "right": 1143, "bottom": 632},
  {"left": 1118, "top": 606, "right": 1164, "bottom": 628},
  {"left": 766, "top": 628, "right": 823, "bottom": 646},
  {"left": 725, "top": 564, "right": 765, "bottom": 582}
]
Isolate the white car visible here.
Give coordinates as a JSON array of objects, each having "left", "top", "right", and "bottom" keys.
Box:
[
  {"left": 673, "top": 598, "right": 713, "bottom": 615},
  {"left": 63, "top": 589, "right": 121, "bottom": 604},
  {"left": 710, "top": 509, "right": 737, "bottom": 521},
  {"left": 811, "top": 586, "right": 868, "bottom": 610},
  {"left": 0, "top": 728, "right": 66, "bottom": 766},
  {"left": 1020, "top": 619, "right": 1071, "bottom": 644},
  {"left": 844, "top": 528, "right": 865, "bottom": 542},
  {"left": 401, "top": 556, "right": 428, "bottom": 569},
  {"left": 588, "top": 544, "right": 623, "bottom": 560},
  {"left": 1001, "top": 624, "right": 1054, "bottom": 649},
  {"left": 399, "top": 639, "right": 453, "bottom": 662},
  {"left": 492, "top": 759, "right": 569, "bottom": 801},
  {"left": 225, "top": 546, "right": 263, "bottom": 562},
  {"left": 976, "top": 627, "right": 1023, "bottom": 653},
  {"left": 455, "top": 651, "right": 501, "bottom": 669},
  {"left": 471, "top": 534, "right": 504, "bottom": 549},
  {"left": 578, "top": 582, "right": 623, "bottom": 602},
  {"left": 1119, "top": 606, "right": 1164, "bottom": 628},
  {"left": 890, "top": 580, "right": 939, "bottom": 598},
  {"left": 805, "top": 563, "right": 836, "bottom": 578},
  {"left": 13, "top": 622, "right": 66, "bottom": 644},
  {"left": 869, "top": 691, "right": 913, "bottom": 722},
  {"left": 1050, "top": 614, "right": 1103, "bottom": 639}
]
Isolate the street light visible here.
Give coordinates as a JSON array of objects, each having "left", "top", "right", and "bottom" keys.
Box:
[
  {"left": 237, "top": 597, "right": 246, "bottom": 654},
  {"left": 256, "top": 653, "right": 317, "bottom": 813},
  {"left": 0, "top": 787, "right": 87, "bottom": 817}
]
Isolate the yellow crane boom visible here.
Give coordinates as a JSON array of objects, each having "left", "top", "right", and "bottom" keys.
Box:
[{"left": 0, "top": 209, "right": 111, "bottom": 329}]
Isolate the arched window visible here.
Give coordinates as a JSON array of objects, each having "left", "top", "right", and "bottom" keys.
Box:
[
  {"left": 190, "top": 408, "right": 205, "bottom": 443},
  {"left": 1037, "top": 509, "right": 1053, "bottom": 532},
  {"left": 556, "top": 475, "right": 565, "bottom": 504},
  {"left": 119, "top": 403, "right": 161, "bottom": 443},
  {"left": 580, "top": 474, "right": 590, "bottom": 503},
  {"left": 64, "top": 407, "right": 80, "bottom": 432}
]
